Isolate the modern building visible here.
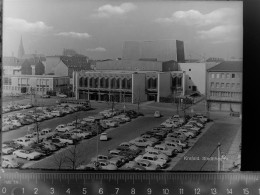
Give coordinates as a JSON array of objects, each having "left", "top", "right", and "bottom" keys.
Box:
[
  {"left": 73, "top": 59, "right": 185, "bottom": 103},
  {"left": 206, "top": 61, "right": 243, "bottom": 113},
  {"left": 2, "top": 74, "right": 70, "bottom": 95},
  {"left": 122, "top": 40, "right": 185, "bottom": 62},
  {"left": 178, "top": 62, "right": 207, "bottom": 95}
]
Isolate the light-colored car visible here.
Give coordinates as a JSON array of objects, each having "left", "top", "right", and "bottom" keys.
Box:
[
  {"left": 14, "top": 137, "right": 35, "bottom": 147},
  {"left": 2, "top": 156, "right": 20, "bottom": 168},
  {"left": 98, "top": 160, "right": 118, "bottom": 170},
  {"left": 136, "top": 159, "right": 160, "bottom": 170},
  {"left": 56, "top": 124, "right": 74, "bottom": 132},
  {"left": 183, "top": 124, "right": 200, "bottom": 131},
  {"left": 2, "top": 147, "right": 15, "bottom": 155},
  {"left": 55, "top": 135, "right": 74, "bottom": 145},
  {"left": 150, "top": 144, "right": 175, "bottom": 156},
  {"left": 162, "top": 142, "right": 183, "bottom": 153},
  {"left": 164, "top": 137, "right": 188, "bottom": 148},
  {"left": 13, "top": 149, "right": 42, "bottom": 160},
  {"left": 57, "top": 94, "right": 67, "bottom": 98},
  {"left": 11, "top": 120, "right": 22, "bottom": 127},
  {"left": 143, "top": 149, "right": 170, "bottom": 162},
  {"left": 135, "top": 153, "right": 167, "bottom": 168},
  {"left": 100, "top": 133, "right": 108, "bottom": 141},
  {"left": 101, "top": 120, "right": 118, "bottom": 128},
  {"left": 161, "top": 121, "right": 178, "bottom": 128},
  {"left": 83, "top": 116, "right": 96, "bottom": 123},
  {"left": 51, "top": 110, "right": 62, "bottom": 117},
  {"left": 178, "top": 129, "right": 196, "bottom": 138},
  {"left": 116, "top": 115, "right": 131, "bottom": 122},
  {"left": 129, "top": 137, "right": 156, "bottom": 147},
  {"left": 71, "top": 129, "right": 92, "bottom": 139},
  {"left": 154, "top": 111, "right": 161, "bottom": 118}
]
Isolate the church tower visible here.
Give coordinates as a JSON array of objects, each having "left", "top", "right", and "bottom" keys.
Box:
[{"left": 17, "top": 36, "right": 25, "bottom": 58}]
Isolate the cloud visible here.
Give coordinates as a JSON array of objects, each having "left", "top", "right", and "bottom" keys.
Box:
[
  {"left": 155, "top": 8, "right": 238, "bottom": 27},
  {"left": 4, "top": 17, "right": 52, "bottom": 33},
  {"left": 56, "top": 32, "right": 91, "bottom": 39},
  {"left": 197, "top": 25, "right": 242, "bottom": 43},
  {"left": 86, "top": 47, "right": 106, "bottom": 52},
  {"left": 93, "top": 3, "right": 137, "bottom": 18}
]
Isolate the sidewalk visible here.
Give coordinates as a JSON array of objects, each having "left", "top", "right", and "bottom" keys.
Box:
[{"left": 222, "top": 127, "right": 241, "bottom": 171}]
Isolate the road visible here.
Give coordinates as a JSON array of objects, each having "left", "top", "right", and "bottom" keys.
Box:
[{"left": 27, "top": 116, "right": 167, "bottom": 169}]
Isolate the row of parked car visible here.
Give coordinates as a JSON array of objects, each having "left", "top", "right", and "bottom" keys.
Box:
[
  {"left": 2, "top": 103, "right": 33, "bottom": 114},
  {"left": 1, "top": 109, "right": 142, "bottom": 168},
  {"left": 2, "top": 104, "right": 90, "bottom": 132},
  {"left": 77, "top": 113, "right": 209, "bottom": 170}
]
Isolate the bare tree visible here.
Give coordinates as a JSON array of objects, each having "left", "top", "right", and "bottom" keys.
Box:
[
  {"left": 52, "top": 152, "right": 67, "bottom": 170},
  {"left": 73, "top": 112, "right": 80, "bottom": 129},
  {"left": 65, "top": 144, "right": 85, "bottom": 170}
]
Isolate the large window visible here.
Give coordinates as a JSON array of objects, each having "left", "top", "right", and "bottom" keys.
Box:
[
  {"left": 221, "top": 83, "right": 224, "bottom": 88},
  {"left": 216, "top": 82, "right": 220, "bottom": 88},
  {"left": 232, "top": 73, "right": 235, "bottom": 78},
  {"left": 221, "top": 73, "right": 225, "bottom": 79},
  {"left": 210, "top": 82, "right": 214, "bottom": 88},
  {"left": 211, "top": 73, "right": 215, "bottom": 79},
  {"left": 127, "top": 79, "right": 132, "bottom": 89},
  {"left": 79, "top": 77, "right": 83, "bottom": 87},
  {"left": 226, "top": 83, "right": 230, "bottom": 88},
  {"left": 216, "top": 73, "right": 220, "bottom": 79},
  {"left": 122, "top": 78, "right": 127, "bottom": 89},
  {"left": 84, "top": 78, "right": 88, "bottom": 87}
]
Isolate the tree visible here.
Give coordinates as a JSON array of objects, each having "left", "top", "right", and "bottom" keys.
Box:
[
  {"left": 73, "top": 113, "right": 80, "bottom": 129},
  {"left": 65, "top": 144, "right": 85, "bottom": 170},
  {"left": 52, "top": 152, "right": 67, "bottom": 170}
]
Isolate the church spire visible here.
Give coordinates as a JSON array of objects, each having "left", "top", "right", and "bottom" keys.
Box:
[{"left": 18, "top": 36, "right": 25, "bottom": 58}]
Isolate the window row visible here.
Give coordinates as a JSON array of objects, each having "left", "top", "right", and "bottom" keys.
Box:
[
  {"left": 147, "top": 78, "right": 157, "bottom": 89},
  {"left": 3, "top": 86, "right": 51, "bottom": 92},
  {"left": 211, "top": 73, "right": 240, "bottom": 79},
  {"left": 210, "top": 91, "right": 242, "bottom": 98},
  {"left": 210, "top": 82, "right": 240, "bottom": 89},
  {"left": 79, "top": 77, "right": 132, "bottom": 89}
]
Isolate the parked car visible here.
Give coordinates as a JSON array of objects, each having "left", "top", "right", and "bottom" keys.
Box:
[
  {"left": 162, "top": 142, "right": 183, "bottom": 153},
  {"left": 136, "top": 159, "right": 160, "bottom": 170},
  {"left": 100, "top": 133, "right": 108, "bottom": 141},
  {"left": 56, "top": 124, "right": 74, "bottom": 132},
  {"left": 129, "top": 137, "right": 156, "bottom": 147},
  {"left": 41, "top": 94, "right": 50, "bottom": 98},
  {"left": 2, "top": 156, "right": 20, "bottom": 168},
  {"left": 98, "top": 160, "right": 118, "bottom": 170},
  {"left": 2, "top": 147, "right": 15, "bottom": 155},
  {"left": 57, "top": 94, "right": 67, "bottom": 98},
  {"left": 13, "top": 149, "right": 42, "bottom": 160},
  {"left": 14, "top": 137, "right": 35, "bottom": 147},
  {"left": 148, "top": 144, "right": 175, "bottom": 156},
  {"left": 135, "top": 153, "right": 167, "bottom": 168},
  {"left": 154, "top": 111, "right": 161, "bottom": 118}
]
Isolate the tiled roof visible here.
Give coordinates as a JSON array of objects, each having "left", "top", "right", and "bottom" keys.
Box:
[
  {"left": 208, "top": 61, "right": 243, "bottom": 72},
  {"left": 60, "top": 56, "right": 91, "bottom": 70},
  {"left": 3, "top": 57, "right": 25, "bottom": 66}
]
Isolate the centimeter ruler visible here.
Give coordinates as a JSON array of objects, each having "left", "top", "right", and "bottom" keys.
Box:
[{"left": 0, "top": 170, "right": 260, "bottom": 195}]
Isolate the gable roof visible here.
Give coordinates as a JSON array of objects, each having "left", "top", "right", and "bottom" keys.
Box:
[
  {"left": 60, "top": 56, "right": 91, "bottom": 70},
  {"left": 208, "top": 61, "right": 243, "bottom": 72}
]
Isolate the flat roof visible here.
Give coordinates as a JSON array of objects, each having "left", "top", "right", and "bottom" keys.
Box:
[{"left": 3, "top": 74, "right": 70, "bottom": 78}]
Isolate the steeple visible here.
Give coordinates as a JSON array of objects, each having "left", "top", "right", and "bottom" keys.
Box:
[{"left": 18, "top": 36, "right": 25, "bottom": 58}]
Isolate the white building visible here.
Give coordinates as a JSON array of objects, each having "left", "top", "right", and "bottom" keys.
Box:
[{"left": 178, "top": 63, "right": 207, "bottom": 95}]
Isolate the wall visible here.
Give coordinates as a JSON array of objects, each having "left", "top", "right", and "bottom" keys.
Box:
[
  {"left": 206, "top": 71, "right": 242, "bottom": 102},
  {"left": 132, "top": 73, "right": 146, "bottom": 103},
  {"left": 158, "top": 72, "right": 171, "bottom": 98},
  {"left": 179, "top": 63, "right": 206, "bottom": 95},
  {"left": 96, "top": 60, "right": 163, "bottom": 71},
  {"left": 54, "top": 61, "right": 68, "bottom": 77},
  {"left": 45, "top": 56, "right": 61, "bottom": 75}
]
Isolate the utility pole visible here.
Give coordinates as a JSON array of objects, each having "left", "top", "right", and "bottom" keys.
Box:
[{"left": 217, "top": 143, "right": 221, "bottom": 172}]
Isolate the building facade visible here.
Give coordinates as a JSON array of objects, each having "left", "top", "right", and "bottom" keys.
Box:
[
  {"left": 73, "top": 60, "right": 185, "bottom": 103},
  {"left": 122, "top": 40, "right": 185, "bottom": 62},
  {"left": 206, "top": 61, "right": 243, "bottom": 113},
  {"left": 178, "top": 63, "right": 207, "bottom": 95},
  {"left": 2, "top": 75, "right": 70, "bottom": 95}
]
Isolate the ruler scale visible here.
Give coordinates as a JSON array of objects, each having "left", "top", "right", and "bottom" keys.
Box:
[{"left": 1, "top": 171, "right": 260, "bottom": 195}]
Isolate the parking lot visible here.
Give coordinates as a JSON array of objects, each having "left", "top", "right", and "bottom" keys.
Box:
[{"left": 2, "top": 96, "right": 241, "bottom": 171}]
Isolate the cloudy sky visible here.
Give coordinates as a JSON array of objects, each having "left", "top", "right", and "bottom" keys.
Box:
[{"left": 3, "top": 0, "right": 243, "bottom": 60}]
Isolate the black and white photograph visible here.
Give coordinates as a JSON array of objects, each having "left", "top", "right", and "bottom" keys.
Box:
[{"left": 1, "top": 0, "right": 242, "bottom": 172}]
